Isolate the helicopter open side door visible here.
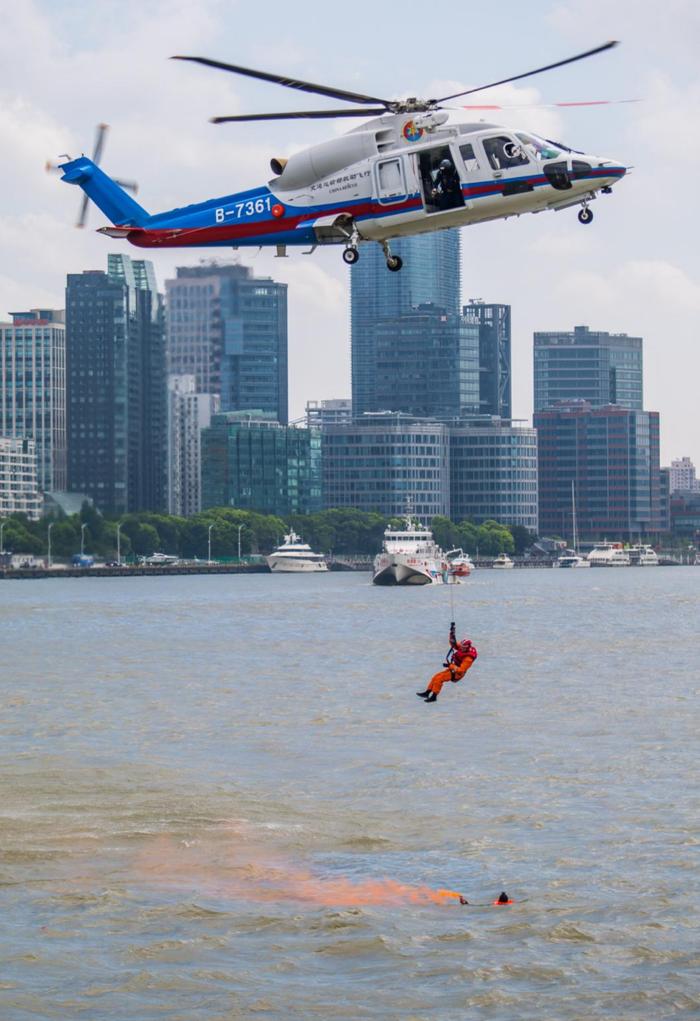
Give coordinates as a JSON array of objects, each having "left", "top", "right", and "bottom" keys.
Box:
[{"left": 415, "top": 144, "right": 467, "bottom": 215}]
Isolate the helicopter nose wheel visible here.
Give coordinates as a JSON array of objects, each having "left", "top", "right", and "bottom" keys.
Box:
[
  {"left": 342, "top": 246, "right": 359, "bottom": 265},
  {"left": 578, "top": 206, "right": 594, "bottom": 225}
]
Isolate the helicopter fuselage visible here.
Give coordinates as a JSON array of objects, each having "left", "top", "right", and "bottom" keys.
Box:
[{"left": 60, "top": 112, "right": 626, "bottom": 260}]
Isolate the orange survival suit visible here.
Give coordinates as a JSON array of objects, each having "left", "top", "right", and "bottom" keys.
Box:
[{"left": 417, "top": 624, "right": 478, "bottom": 702}]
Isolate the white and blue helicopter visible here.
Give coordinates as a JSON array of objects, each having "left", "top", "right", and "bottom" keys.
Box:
[{"left": 59, "top": 41, "right": 627, "bottom": 271}]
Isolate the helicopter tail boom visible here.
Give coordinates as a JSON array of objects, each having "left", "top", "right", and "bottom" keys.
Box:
[{"left": 60, "top": 156, "right": 149, "bottom": 227}]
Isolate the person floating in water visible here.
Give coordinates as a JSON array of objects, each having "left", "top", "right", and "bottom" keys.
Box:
[{"left": 417, "top": 622, "right": 477, "bottom": 703}]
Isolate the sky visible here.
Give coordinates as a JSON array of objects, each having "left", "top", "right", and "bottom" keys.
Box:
[{"left": 2, "top": 0, "right": 699, "bottom": 463}]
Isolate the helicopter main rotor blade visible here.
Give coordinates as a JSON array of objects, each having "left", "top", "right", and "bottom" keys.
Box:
[
  {"left": 172, "top": 55, "right": 389, "bottom": 107},
  {"left": 211, "top": 107, "right": 388, "bottom": 124},
  {"left": 460, "top": 98, "right": 639, "bottom": 110},
  {"left": 436, "top": 40, "right": 619, "bottom": 103}
]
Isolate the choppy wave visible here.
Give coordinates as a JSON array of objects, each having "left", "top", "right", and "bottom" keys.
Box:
[{"left": 1, "top": 569, "right": 699, "bottom": 1019}]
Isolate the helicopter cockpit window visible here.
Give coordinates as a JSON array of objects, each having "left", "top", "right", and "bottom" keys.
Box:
[
  {"left": 515, "top": 132, "right": 562, "bottom": 161},
  {"left": 483, "top": 136, "right": 530, "bottom": 171},
  {"left": 459, "top": 143, "right": 480, "bottom": 173}
]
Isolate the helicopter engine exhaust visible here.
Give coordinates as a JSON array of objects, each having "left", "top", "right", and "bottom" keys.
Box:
[{"left": 270, "top": 157, "right": 287, "bottom": 176}]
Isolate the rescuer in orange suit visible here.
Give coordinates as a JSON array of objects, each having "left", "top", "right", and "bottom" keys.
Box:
[{"left": 417, "top": 622, "right": 477, "bottom": 703}]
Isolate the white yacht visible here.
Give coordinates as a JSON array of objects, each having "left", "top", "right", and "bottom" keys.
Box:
[
  {"left": 372, "top": 518, "right": 446, "bottom": 585},
  {"left": 554, "top": 548, "right": 590, "bottom": 568},
  {"left": 492, "top": 552, "right": 515, "bottom": 569},
  {"left": 144, "top": 552, "right": 179, "bottom": 565},
  {"left": 628, "top": 544, "right": 659, "bottom": 566},
  {"left": 587, "top": 542, "right": 630, "bottom": 567},
  {"left": 266, "top": 532, "right": 328, "bottom": 573}
]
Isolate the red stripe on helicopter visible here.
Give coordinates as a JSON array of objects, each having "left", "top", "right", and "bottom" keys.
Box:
[
  {"left": 126, "top": 196, "right": 424, "bottom": 248},
  {"left": 123, "top": 168, "right": 624, "bottom": 248}
]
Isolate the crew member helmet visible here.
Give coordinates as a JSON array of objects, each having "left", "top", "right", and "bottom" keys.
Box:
[
  {"left": 459, "top": 639, "right": 472, "bottom": 651},
  {"left": 439, "top": 159, "right": 452, "bottom": 170}
]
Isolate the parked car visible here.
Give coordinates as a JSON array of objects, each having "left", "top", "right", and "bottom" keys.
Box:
[{"left": 71, "top": 554, "right": 94, "bottom": 568}]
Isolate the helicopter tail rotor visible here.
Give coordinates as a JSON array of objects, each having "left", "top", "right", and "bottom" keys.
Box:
[{"left": 47, "top": 124, "right": 140, "bottom": 228}]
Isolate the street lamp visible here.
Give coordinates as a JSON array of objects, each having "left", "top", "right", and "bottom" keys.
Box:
[
  {"left": 208, "top": 523, "right": 214, "bottom": 564},
  {"left": 237, "top": 523, "right": 244, "bottom": 562},
  {"left": 80, "top": 522, "right": 87, "bottom": 556},
  {"left": 47, "top": 521, "right": 54, "bottom": 569},
  {"left": 116, "top": 522, "right": 122, "bottom": 566}
]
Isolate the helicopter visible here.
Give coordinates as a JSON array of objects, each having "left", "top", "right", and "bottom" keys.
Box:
[{"left": 58, "top": 41, "right": 627, "bottom": 272}]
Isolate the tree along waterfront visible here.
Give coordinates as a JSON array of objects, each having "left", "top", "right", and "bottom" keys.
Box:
[{"left": 0, "top": 505, "right": 532, "bottom": 562}]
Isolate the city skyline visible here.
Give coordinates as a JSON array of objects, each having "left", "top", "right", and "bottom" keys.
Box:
[{"left": 2, "top": 0, "right": 699, "bottom": 465}]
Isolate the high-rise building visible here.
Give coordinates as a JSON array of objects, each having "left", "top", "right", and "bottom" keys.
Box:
[
  {"left": 165, "top": 262, "right": 288, "bottom": 423},
  {"left": 66, "top": 254, "right": 167, "bottom": 514},
  {"left": 450, "top": 420, "right": 538, "bottom": 531},
  {"left": 351, "top": 233, "right": 461, "bottom": 417},
  {"left": 534, "top": 400, "right": 661, "bottom": 541},
  {"left": 305, "top": 399, "right": 353, "bottom": 430},
  {"left": 463, "top": 299, "right": 512, "bottom": 419},
  {"left": 0, "top": 437, "right": 41, "bottom": 519},
  {"left": 533, "top": 326, "right": 643, "bottom": 412},
  {"left": 668, "top": 456, "right": 699, "bottom": 493},
  {"left": 201, "top": 412, "right": 321, "bottom": 516},
  {"left": 322, "top": 414, "right": 450, "bottom": 519},
  {"left": 670, "top": 490, "right": 700, "bottom": 539},
  {"left": 167, "top": 375, "right": 219, "bottom": 517},
  {"left": 0, "top": 309, "right": 66, "bottom": 493},
  {"left": 371, "top": 304, "right": 480, "bottom": 419}
]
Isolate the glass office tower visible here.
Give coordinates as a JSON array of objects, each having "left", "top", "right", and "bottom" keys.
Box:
[
  {"left": 0, "top": 309, "right": 66, "bottom": 494},
  {"left": 350, "top": 232, "right": 461, "bottom": 418},
  {"left": 201, "top": 412, "right": 321, "bottom": 516},
  {"left": 463, "top": 299, "right": 512, "bottom": 419},
  {"left": 322, "top": 414, "right": 451, "bottom": 520},
  {"left": 534, "top": 400, "right": 661, "bottom": 541},
  {"left": 66, "top": 255, "right": 167, "bottom": 513},
  {"left": 372, "top": 304, "right": 479, "bottom": 419},
  {"left": 166, "top": 263, "right": 288, "bottom": 423},
  {"left": 533, "top": 325, "right": 643, "bottom": 412}
]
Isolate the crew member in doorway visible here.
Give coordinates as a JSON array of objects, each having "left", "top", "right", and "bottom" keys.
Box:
[
  {"left": 417, "top": 622, "right": 478, "bottom": 703},
  {"left": 432, "top": 159, "right": 462, "bottom": 210}
]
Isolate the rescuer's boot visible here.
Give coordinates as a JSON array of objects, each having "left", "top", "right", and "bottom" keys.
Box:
[
  {"left": 424, "top": 692, "right": 438, "bottom": 703},
  {"left": 416, "top": 689, "right": 430, "bottom": 698}
]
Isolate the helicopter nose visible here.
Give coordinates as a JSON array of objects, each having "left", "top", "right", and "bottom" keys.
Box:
[{"left": 599, "top": 161, "right": 627, "bottom": 186}]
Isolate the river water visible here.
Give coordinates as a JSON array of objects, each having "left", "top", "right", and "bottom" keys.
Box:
[{"left": 1, "top": 568, "right": 698, "bottom": 1020}]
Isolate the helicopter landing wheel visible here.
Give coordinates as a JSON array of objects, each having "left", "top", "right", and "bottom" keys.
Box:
[
  {"left": 342, "top": 246, "right": 359, "bottom": 265},
  {"left": 386, "top": 255, "right": 403, "bottom": 272},
  {"left": 578, "top": 207, "right": 594, "bottom": 225}
]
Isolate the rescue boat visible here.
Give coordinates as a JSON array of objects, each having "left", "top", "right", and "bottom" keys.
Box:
[{"left": 372, "top": 518, "right": 445, "bottom": 585}]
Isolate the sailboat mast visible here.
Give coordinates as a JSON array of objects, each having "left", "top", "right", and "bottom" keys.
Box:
[{"left": 571, "top": 479, "right": 578, "bottom": 553}]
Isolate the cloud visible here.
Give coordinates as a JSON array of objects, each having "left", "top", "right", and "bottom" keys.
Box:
[
  {"left": 555, "top": 259, "right": 700, "bottom": 320},
  {"left": 547, "top": 0, "right": 700, "bottom": 63}
]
